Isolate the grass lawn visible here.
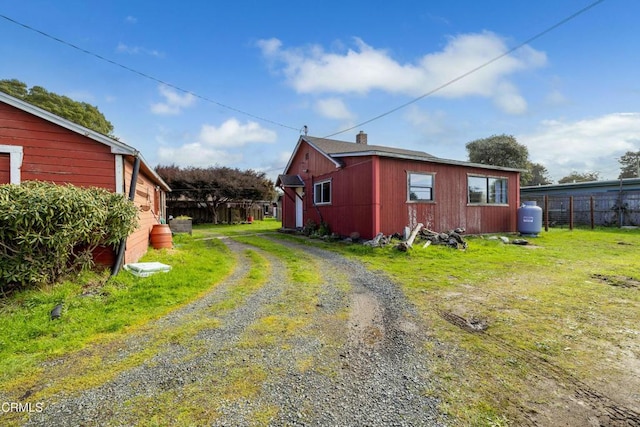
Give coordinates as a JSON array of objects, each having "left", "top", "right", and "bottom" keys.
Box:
[
  {"left": 317, "top": 227, "right": 640, "bottom": 425},
  {"left": 1, "top": 219, "right": 638, "bottom": 425}
]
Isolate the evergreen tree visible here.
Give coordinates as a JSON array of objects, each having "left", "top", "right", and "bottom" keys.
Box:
[{"left": 0, "top": 79, "right": 114, "bottom": 136}]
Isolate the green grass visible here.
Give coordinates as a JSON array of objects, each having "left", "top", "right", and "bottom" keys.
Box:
[
  {"left": 319, "top": 227, "right": 640, "bottom": 425},
  {"left": 193, "top": 218, "right": 282, "bottom": 237},
  {"left": 0, "top": 233, "right": 235, "bottom": 383},
  {"left": 3, "top": 220, "right": 638, "bottom": 425}
]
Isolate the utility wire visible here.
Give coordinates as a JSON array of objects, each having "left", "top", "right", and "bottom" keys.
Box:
[
  {"left": 0, "top": 13, "right": 300, "bottom": 132},
  {"left": 322, "top": 0, "right": 606, "bottom": 139},
  {"left": 1, "top": 0, "right": 605, "bottom": 139}
]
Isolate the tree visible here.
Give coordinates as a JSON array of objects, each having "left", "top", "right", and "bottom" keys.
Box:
[
  {"left": 617, "top": 151, "right": 640, "bottom": 179},
  {"left": 156, "top": 165, "right": 275, "bottom": 224},
  {"left": 466, "top": 134, "right": 531, "bottom": 184},
  {"left": 558, "top": 171, "right": 600, "bottom": 184},
  {"left": 523, "top": 162, "right": 553, "bottom": 186},
  {"left": 0, "top": 79, "right": 114, "bottom": 136}
]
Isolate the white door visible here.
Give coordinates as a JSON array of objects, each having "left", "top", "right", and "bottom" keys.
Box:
[{"left": 295, "top": 187, "right": 303, "bottom": 228}]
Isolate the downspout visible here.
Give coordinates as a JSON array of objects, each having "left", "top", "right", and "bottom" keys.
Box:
[{"left": 111, "top": 154, "right": 141, "bottom": 276}]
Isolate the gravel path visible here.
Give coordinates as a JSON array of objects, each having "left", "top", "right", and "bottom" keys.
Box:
[{"left": 11, "top": 236, "right": 447, "bottom": 426}]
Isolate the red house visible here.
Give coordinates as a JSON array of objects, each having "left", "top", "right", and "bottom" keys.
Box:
[
  {"left": 277, "top": 132, "right": 521, "bottom": 239},
  {"left": 0, "top": 91, "right": 171, "bottom": 265}
]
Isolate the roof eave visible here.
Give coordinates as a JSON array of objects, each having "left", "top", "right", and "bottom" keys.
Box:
[
  {"left": 331, "top": 150, "right": 523, "bottom": 172},
  {"left": 300, "top": 136, "right": 344, "bottom": 168},
  {"left": 0, "top": 91, "right": 171, "bottom": 191}
]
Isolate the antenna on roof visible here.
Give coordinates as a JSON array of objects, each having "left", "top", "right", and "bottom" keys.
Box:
[{"left": 301, "top": 125, "right": 308, "bottom": 136}]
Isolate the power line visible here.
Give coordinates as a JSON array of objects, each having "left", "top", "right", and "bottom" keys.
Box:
[
  {"left": 1, "top": 0, "right": 606, "bottom": 140},
  {"left": 0, "top": 13, "right": 300, "bottom": 132},
  {"left": 322, "top": 0, "right": 606, "bottom": 139}
]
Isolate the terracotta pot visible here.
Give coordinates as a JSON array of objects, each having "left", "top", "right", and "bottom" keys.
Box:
[{"left": 150, "top": 224, "right": 172, "bottom": 249}]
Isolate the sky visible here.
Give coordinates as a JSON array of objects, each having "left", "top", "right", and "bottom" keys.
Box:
[{"left": 1, "top": 0, "right": 639, "bottom": 183}]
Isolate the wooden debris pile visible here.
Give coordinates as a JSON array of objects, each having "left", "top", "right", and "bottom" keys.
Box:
[
  {"left": 361, "top": 223, "right": 468, "bottom": 251},
  {"left": 419, "top": 227, "right": 467, "bottom": 249}
]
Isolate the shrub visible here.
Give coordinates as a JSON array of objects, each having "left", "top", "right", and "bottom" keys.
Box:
[{"left": 0, "top": 181, "right": 138, "bottom": 291}]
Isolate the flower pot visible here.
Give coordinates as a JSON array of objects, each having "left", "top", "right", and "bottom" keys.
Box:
[{"left": 150, "top": 224, "right": 172, "bottom": 249}]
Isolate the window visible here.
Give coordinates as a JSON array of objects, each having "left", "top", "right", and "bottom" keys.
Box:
[
  {"left": 314, "top": 180, "right": 331, "bottom": 205},
  {"left": 468, "top": 175, "right": 508, "bottom": 204},
  {"left": 408, "top": 172, "right": 434, "bottom": 202}
]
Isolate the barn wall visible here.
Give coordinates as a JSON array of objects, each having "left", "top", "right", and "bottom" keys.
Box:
[
  {"left": 378, "top": 157, "right": 519, "bottom": 235},
  {"left": 123, "top": 158, "right": 165, "bottom": 264},
  {"left": 0, "top": 153, "right": 9, "bottom": 183},
  {"left": 0, "top": 102, "right": 170, "bottom": 265},
  {"left": 303, "top": 157, "right": 374, "bottom": 238},
  {"left": 282, "top": 140, "right": 341, "bottom": 231},
  {"left": 0, "top": 103, "right": 116, "bottom": 189}
]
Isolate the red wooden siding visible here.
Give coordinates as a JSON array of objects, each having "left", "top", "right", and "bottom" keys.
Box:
[
  {"left": 0, "top": 103, "right": 116, "bottom": 190},
  {"left": 377, "top": 157, "right": 519, "bottom": 235},
  {"left": 281, "top": 136, "right": 521, "bottom": 239},
  {"left": 0, "top": 153, "right": 9, "bottom": 183},
  {"left": 0, "top": 100, "right": 169, "bottom": 265},
  {"left": 123, "top": 159, "right": 166, "bottom": 264},
  {"left": 281, "top": 140, "right": 341, "bottom": 230},
  {"left": 307, "top": 157, "right": 373, "bottom": 238}
]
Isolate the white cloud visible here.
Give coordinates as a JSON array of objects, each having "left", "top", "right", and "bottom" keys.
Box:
[
  {"left": 545, "top": 89, "right": 568, "bottom": 106},
  {"left": 257, "top": 32, "right": 546, "bottom": 114},
  {"left": 198, "top": 119, "right": 277, "bottom": 147},
  {"left": 405, "top": 106, "right": 449, "bottom": 135},
  {"left": 157, "top": 143, "right": 242, "bottom": 167},
  {"left": 156, "top": 118, "right": 277, "bottom": 167},
  {"left": 125, "top": 16, "right": 137, "bottom": 24},
  {"left": 314, "top": 98, "right": 355, "bottom": 121},
  {"left": 116, "top": 42, "right": 163, "bottom": 58},
  {"left": 151, "top": 85, "right": 196, "bottom": 115},
  {"left": 519, "top": 113, "right": 640, "bottom": 180}
]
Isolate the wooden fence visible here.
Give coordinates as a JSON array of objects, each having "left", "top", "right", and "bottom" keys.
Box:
[
  {"left": 166, "top": 200, "right": 271, "bottom": 224},
  {"left": 522, "top": 192, "right": 640, "bottom": 229}
]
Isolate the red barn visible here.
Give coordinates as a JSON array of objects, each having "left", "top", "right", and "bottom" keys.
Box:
[
  {"left": 277, "top": 132, "right": 521, "bottom": 239},
  {"left": 0, "top": 91, "right": 171, "bottom": 265}
]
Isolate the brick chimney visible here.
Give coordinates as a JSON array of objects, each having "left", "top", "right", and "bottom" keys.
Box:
[{"left": 356, "top": 131, "right": 368, "bottom": 145}]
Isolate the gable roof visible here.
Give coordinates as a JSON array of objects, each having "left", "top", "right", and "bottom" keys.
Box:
[
  {"left": 284, "top": 135, "right": 523, "bottom": 174},
  {"left": 0, "top": 91, "right": 170, "bottom": 191}
]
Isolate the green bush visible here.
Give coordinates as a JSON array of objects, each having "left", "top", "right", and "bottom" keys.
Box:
[{"left": 0, "top": 181, "right": 138, "bottom": 291}]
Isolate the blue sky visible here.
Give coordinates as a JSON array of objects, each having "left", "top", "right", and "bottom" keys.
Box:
[{"left": 1, "top": 0, "right": 638, "bottom": 182}]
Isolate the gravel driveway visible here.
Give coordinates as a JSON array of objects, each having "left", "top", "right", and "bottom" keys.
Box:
[{"left": 12, "top": 236, "right": 448, "bottom": 426}]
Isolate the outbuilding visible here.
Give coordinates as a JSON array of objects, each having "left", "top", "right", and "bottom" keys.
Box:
[
  {"left": 0, "top": 91, "right": 170, "bottom": 265},
  {"left": 277, "top": 132, "right": 521, "bottom": 239}
]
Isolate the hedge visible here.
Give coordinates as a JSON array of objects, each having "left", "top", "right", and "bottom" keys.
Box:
[{"left": 0, "top": 181, "right": 138, "bottom": 291}]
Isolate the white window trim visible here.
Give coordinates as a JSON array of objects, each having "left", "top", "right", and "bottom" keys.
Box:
[
  {"left": 0, "top": 145, "right": 23, "bottom": 184},
  {"left": 115, "top": 155, "right": 125, "bottom": 194},
  {"left": 467, "top": 173, "right": 509, "bottom": 205},
  {"left": 313, "top": 179, "right": 332, "bottom": 205},
  {"left": 407, "top": 171, "right": 435, "bottom": 203}
]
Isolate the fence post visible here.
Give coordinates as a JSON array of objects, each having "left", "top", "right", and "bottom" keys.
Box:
[
  {"left": 569, "top": 196, "right": 574, "bottom": 230},
  {"left": 544, "top": 195, "right": 549, "bottom": 232},
  {"left": 590, "top": 195, "right": 595, "bottom": 229}
]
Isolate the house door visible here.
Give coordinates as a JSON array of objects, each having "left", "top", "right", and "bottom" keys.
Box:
[{"left": 295, "top": 187, "right": 303, "bottom": 228}]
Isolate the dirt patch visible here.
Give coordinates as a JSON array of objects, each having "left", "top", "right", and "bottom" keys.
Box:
[
  {"left": 591, "top": 274, "right": 640, "bottom": 289},
  {"left": 438, "top": 310, "right": 488, "bottom": 333},
  {"left": 348, "top": 291, "right": 385, "bottom": 348}
]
